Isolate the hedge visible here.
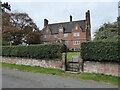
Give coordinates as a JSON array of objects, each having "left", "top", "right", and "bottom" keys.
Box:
[
  {"left": 2, "top": 44, "right": 67, "bottom": 60},
  {"left": 81, "top": 41, "right": 119, "bottom": 62}
]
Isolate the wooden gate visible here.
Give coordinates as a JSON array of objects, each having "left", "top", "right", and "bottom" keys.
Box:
[
  {"left": 66, "top": 56, "right": 83, "bottom": 72},
  {"left": 67, "top": 61, "right": 80, "bottom": 72}
]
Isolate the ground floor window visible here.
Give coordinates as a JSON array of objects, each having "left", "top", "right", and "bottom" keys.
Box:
[{"left": 73, "top": 40, "right": 80, "bottom": 45}]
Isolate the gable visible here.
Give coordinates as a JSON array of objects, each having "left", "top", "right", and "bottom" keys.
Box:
[{"left": 42, "top": 20, "right": 86, "bottom": 34}]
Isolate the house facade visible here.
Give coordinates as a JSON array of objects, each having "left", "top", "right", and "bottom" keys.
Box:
[{"left": 41, "top": 10, "right": 91, "bottom": 50}]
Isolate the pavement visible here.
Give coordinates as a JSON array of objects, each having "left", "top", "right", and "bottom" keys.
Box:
[{"left": 2, "top": 67, "right": 118, "bottom": 88}]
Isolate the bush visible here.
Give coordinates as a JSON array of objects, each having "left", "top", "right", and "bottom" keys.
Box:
[
  {"left": 2, "top": 44, "right": 67, "bottom": 60},
  {"left": 81, "top": 41, "right": 119, "bottom": 62}
]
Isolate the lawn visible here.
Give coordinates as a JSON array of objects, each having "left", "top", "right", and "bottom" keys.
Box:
[
  {"left": 67, "top": 52, "right": 80, "bottom": 61},
  {"left": 1, "top": 62, "right": 119, "bottom": 85}
]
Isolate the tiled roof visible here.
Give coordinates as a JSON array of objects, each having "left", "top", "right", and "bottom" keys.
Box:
[{"left": 42, "top": 20, "right": 86, "bottom": 34}]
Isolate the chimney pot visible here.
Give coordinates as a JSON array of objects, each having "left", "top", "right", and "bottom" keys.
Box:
[
  {"left": 44, "top": 19, "right": 48, "bottom": 27},
  {"left": 70, "top": 15, "right": 72, "bottom": 22}
]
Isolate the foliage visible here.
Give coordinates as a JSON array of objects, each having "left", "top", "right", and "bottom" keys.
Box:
[
  {"left": 94, "top": 19, "right": 118, "bottom": 41},
  {"left": 1, "top": 2, "right": 11, "bottom": 11},
  {"left": 2, "top": 3, "right": 41, "bottom": 45},
  {"left": 81, "top": 41, "right": 119, "bottom": 62},
  {"left": 2, "top": 44, "right": 66, "bottom": 60}
]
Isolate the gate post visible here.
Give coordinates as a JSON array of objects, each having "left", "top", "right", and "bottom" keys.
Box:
[
  {"left": 62, "top": 53, "right": 67, "bottom": 71},
  {"left": 78, "top": 58, "right": 84, "bottom": 72}
]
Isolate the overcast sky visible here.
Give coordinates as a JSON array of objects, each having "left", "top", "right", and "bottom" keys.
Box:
[{"left": 2, "top": 0, "right": 119, "bottom": 38}]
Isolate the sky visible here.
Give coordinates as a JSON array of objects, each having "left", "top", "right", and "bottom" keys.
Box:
[{"left": 2, "top": 0, "right": 119, "bottom": 39}]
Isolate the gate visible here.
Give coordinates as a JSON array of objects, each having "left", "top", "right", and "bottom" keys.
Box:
[
  {"left": 67, "top": 61, "right": 80, "bottom": 72},
  {"left": 66, "top": 56, "right": 83, "bottom": 72}
]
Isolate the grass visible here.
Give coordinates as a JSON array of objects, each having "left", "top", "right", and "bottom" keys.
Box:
[
  {"left": 67, "top": 52, "right": 80, "bottom": 61},
  {"left": 75, "top": 73, "right": 120, "bottom": 85},
  {"left": 1, "top": 62, "right": 120, "bottom": 85}
]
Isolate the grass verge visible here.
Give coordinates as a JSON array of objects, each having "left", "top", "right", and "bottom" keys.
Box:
[{"left": 1, "top": 62, "right": 119, "bottom": 85}]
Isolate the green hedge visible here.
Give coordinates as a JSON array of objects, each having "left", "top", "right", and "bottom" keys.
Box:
[
  {"left": 2, "top": 44, "right": 67, "bottom": 60},
  {"left": 81, "top": 41, "right": 119, "bottom": 62}
]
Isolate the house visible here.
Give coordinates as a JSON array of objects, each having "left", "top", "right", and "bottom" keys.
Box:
[{"left": 41, "top": 10, "right": 91, "bottom": 50}]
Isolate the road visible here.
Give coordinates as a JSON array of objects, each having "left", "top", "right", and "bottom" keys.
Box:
[{"left": 2, "top": 68, "right": 118, "bottom": 88}]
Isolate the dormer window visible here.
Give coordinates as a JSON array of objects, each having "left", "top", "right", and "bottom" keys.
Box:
[
  {"left": 59, "top": 28, "right": 63, "bottom": 32},
  {"left": 46, "top": 29, "right": 49, "bottom": 32},
  {"left": 76, "top": 26, "right": 78, "bottom": 30}
]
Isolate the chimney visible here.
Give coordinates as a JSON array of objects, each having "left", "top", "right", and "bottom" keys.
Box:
[
  {"left": 44, "top": 19, "right": 48, "bottom": 27},
  {"left": 86, "top": 10, "right": 91, "bottom": 41},
  {"left": 86, "top": 10, "right": 90, "bottom": 26},
  {"left": 70, "top": 15, "right": 72, "bottom": 22}
]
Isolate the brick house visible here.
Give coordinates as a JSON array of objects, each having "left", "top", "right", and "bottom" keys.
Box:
[{"left": 41, "top": 10, "right": 91, "bottom": 50}]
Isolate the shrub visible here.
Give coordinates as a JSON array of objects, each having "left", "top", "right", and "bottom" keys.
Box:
[
  {"left": 2, "top": 44, "right": 67, "bottom": 60},
  {"left": 81, "top": 41, "right": 119, "bottom": 62}
]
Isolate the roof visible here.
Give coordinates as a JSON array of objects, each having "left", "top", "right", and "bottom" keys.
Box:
[{"left": 42, "top": 20, "right": 86, "bottom": 34}]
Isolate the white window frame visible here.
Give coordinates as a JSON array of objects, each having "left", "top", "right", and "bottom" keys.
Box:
[
  {"left": 73, "top": 41, "right": 80, "bottom": 45},
  {"left": 73, "top": 32, "right": 80, "bottom": 37},
  {"left": 46, "top": 29, "right": 49, "bottom": 32},
  {"left": 44, "top": 35, "right": 50, "bottom": 38},
  {"left": 76, "top": 26, "right": 78, "bottom": 30},
  {"left": 59, "top": 28, "right": 63, "bottom": 32},
  {"left": 44, "top": 42, "right": 49, "bottom": 44},
  {"left": 54, "top": 34, "right": 58, "bottom": 38},
  {"left": 64, "top": 33, "right": 68, "bottom": 37},
  {"left": 64, "top": 41, "right": 68, "bottom": 45}
]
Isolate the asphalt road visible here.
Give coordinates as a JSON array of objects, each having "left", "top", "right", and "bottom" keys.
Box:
[{"left": 2, "top": 68, "right": 118, "bottom": 88}]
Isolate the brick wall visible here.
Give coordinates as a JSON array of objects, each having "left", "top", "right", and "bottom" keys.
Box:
[
  {"left": 84, "top": 61, "right": 119, "bottom": 77},
  {"left": 1, "top": 56, "right": 63, "bottom": 69}
]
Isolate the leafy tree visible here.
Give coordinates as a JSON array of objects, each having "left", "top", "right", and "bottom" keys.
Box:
[
  {"left": 94, "top": 18, "right": 118, "bottom": 41},
  {"left": 1, "top": 2, "right": 11, "bottom": 11},
  {"left": 2, "top": 12, "right": 41, "bottom": 45}
]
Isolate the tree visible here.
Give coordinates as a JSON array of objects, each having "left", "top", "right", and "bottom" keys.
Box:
[
  {"left": 2, "top": 12, "right": 41, "bottom": 45},
  {"left": 1, "top": 2, "right": 11, "bottom": 11},
  {"left": 94, "top": 19, "right": 118, "bottom": 41}
]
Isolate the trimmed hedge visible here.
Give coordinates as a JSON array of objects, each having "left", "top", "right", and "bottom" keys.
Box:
[
  {"left": 81, "top": 41, "right": 119, "bottom": 62},
  {"left": 2, "top": 44, "right": 67, "bottom": 60}
]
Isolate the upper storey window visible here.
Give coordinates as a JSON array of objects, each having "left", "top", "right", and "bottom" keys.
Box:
[
  {"left": 46, "top": 29, "right": 49, "bottom": 32},
  {"left": 59, "top": 28, "right": 63, "bottom": 32},
  {"left": 73, "top": 32, "right": 80, "bottom": 37},
  {"left": 54, "top": 34, "right": 58, "bottom": 38},
  {"left": 64, "top": 33, "right": 68, "bottom": 37},
  {"left": 75, "top": 26, "right": 78, "bottom": 30}
]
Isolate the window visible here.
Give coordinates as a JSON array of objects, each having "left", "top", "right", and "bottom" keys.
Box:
[
  {"left": 64, "top": 41, "right": 68, "bottom": 45},
  {"left": 73, "top": 41, "right": 80, "bottom": 45},
  {"left": 59, "top": 28, "right": 63, "bottom": 32},
  {"left": 76, "top": 26, "right": 78, "bottom": 30},
  {"left": 44, "top": 42, "right": 49, "bottom": 44},
  {"left": 46, "top": 29, "right": 49, "bottom": 32},
  {"left": 54, "top": 34, "right": 58, "bottom": 38},
  {"left": 64, "top": 33, "right": 68, "bottom": 37},
  {"left": 73, "top": 32, "right": 80, "bottom": 37},
  {"left": 44, "top": 35, "right": 50, "bottom": 38}
]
